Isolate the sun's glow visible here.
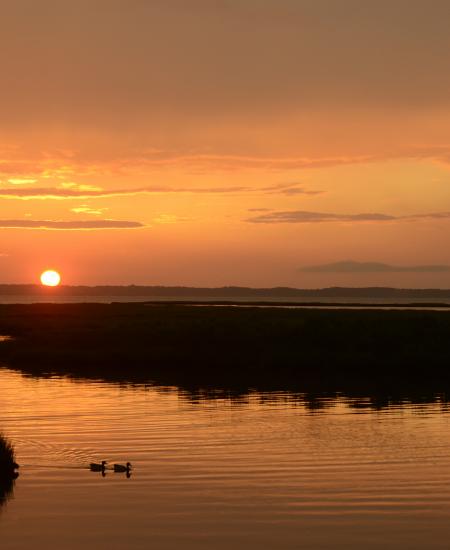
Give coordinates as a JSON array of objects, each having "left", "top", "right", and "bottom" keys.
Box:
[{"left": 40, "top": 270, "right": 61, "bottom": 287}]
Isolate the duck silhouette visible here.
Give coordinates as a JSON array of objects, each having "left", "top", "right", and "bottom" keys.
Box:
[
  {"left": 113, "top": 462, "right": 132, "bottom": 473},
  {"left": 90, "top": 460, "right": 107, "bottom": 472}
]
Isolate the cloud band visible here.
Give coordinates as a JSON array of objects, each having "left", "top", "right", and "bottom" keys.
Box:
[
  {"left": 247, "top": 210, "right": 450, "bottom": 224},
  {"left": 0, "top": 219, "right": 144, "bottom": 230}
]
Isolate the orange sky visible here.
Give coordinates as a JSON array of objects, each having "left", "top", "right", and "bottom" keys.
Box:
[{"left": 1, "top": 0, "right": 450, "bottom": 287}]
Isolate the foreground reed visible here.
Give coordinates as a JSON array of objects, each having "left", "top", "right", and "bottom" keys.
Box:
[
  {"left": 0, "top": 434, "right": 18, "bottom": 508},
  {"left": 0, "top": 434, "right": 18, "bottom": 474}
]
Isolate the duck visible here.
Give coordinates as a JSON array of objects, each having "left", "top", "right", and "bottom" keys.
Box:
[
  {"left": 90, "top": 460, "right": 107, "bottom": 472},
  {"left": 113, "top": 462, "right": 132, "bottom": 473}
]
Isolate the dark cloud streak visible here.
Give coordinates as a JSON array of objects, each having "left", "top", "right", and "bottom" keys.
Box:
[
  {"left": 247, "top": 210, "right": 450, "bottom": 224},
  {"left": 247, "top": 211, "right": 397, "bottom": 223}
]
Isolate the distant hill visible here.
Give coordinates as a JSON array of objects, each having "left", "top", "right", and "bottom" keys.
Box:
[{"left": 0, "top": 284, "right": 450, "bottom": 299}]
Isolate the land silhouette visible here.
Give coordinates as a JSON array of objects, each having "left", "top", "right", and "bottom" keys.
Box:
[{"left": 1, "top": 303, "right": 450, "bottom": 396}]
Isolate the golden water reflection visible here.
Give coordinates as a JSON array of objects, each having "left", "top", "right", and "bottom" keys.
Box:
[{"left": 1, "top": 368, "right": 450, "bottom": 549}]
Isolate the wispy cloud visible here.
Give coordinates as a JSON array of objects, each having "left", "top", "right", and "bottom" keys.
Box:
[
  {"left": 112, "top": 147, "right": 450, "bottom": 172},
  {"left": 3, "top": 145, "right": 450, "bottom": 182},
  {"left": 299, "top": 261, "right": 450, "bottom": 273},
  {"left": 131, "top": 153, "right": 374, "bottom": 171},
  {"left": 71, "top": 205, "right": 108, "bottom": 215},
  {"left": 247, "top": 210, "right": 450, "bottom": 224},
  {"left": 0, "top": 182, "right": 319, "bottom": 200},
  {"left": 0, "top": 153, "right": 369, "bottom": 176},
  {"left": 0, "top": 219, "right": 144, "bottom": 230},
  {"left": 0, "top": 186, "right": 247, "bottom": 200},
  {"left": 131, "top": 146, "right": 450, "bottom": 171},
  {"left": 260, "top": 183, "right": 323, "bottom": 195},
  {"left": 412, "top": 212, "right": 450, "bottom": 220},
  {"left": 7, "top": 178, "right": 37, "bottom": 185},
  {"left": 60, "top": 182, "right": 103, "bottom": 192},
  {"left": 247, "top": 211, "right": 397, "bottom": 223}
]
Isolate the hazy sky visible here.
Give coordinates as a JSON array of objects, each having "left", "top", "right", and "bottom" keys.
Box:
[{"left": 1, "top": 0, "right": 450, "bottom": 287}]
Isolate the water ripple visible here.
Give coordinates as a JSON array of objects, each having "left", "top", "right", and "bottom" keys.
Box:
[{"left": 1, "top": 367, "right": 450, "bottom": 549}]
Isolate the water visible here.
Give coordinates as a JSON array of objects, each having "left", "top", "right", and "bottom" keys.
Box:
[
  {"left": 1, "top": 368, "right": 450, "bottom": 549},
  {"left": 1, "top": 294, "right": 450, "bottom": 308}
]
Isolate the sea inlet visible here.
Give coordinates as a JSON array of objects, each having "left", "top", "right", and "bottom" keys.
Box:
[{"left": 1, "top": 367, "right": 450, "bottom": 550}]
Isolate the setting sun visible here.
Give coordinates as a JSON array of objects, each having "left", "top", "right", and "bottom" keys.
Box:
[{"left": 40, "top": 270, "right": 61, "bottom": 287}]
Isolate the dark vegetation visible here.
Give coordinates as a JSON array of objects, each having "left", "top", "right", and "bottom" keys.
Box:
[
  {"left": 0, "top": 303, "right": 450, "bottom": 395},
  {"left": 0, "top": 434, "right": 16, "bottom": 470},
  {"left": 0, "top": 434, "right": 18, "bottom": 509}
]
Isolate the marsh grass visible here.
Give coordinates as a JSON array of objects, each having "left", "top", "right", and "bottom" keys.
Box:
[
  {"left": 0, "top": 433, "right": 18, "bottom": 508},
  {"left": 0, "top": 474, "right": 16, "bottom": 509},
  {"left": 0, "top": 303, "right": 450, "bottom": 393},
  {"left": 0, "top": 433, "right": 16, "bottom": 471}
]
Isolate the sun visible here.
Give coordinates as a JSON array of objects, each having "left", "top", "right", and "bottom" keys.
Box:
[{"left": 40, "top": 270, "right": 61, "bottom": 287}]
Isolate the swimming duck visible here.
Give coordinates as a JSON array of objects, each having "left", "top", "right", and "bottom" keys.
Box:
[
  {"left": 90, "top": 460, "right": 107, "bottom": 472},
  {"left": 113, "top": 462, "right": 132, "bottom": 473}
]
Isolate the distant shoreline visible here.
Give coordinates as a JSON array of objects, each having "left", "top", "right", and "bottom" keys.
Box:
[
  {"left": 0, "top": 284, "right": 450, "bottom": 299},
  {"left": 1, "top": 296, "right": 450, "bottom": 308},
  {"left": 144, "top": 300, "right": 450, "bottom": 309}
]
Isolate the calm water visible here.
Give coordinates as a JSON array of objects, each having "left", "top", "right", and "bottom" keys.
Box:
[
  {"left": 0, "top": 295, "right": 450, "bottom": 311},
  {"left": 1, "top": 368, "right": 450, "bottom": 549},
  {"left": 1, "top": 294, "right": 450, "bottom": 307}
]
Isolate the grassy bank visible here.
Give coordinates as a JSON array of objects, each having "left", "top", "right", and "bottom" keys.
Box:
[
  {"left": 0, "top": 303, "right": 450, "bottom": 392},
  {"left": 0, "top": 434, "right": 15, "bottom": 470},
  {"left": 0, "top": 434, "right": 18, "bottom": 509}
]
